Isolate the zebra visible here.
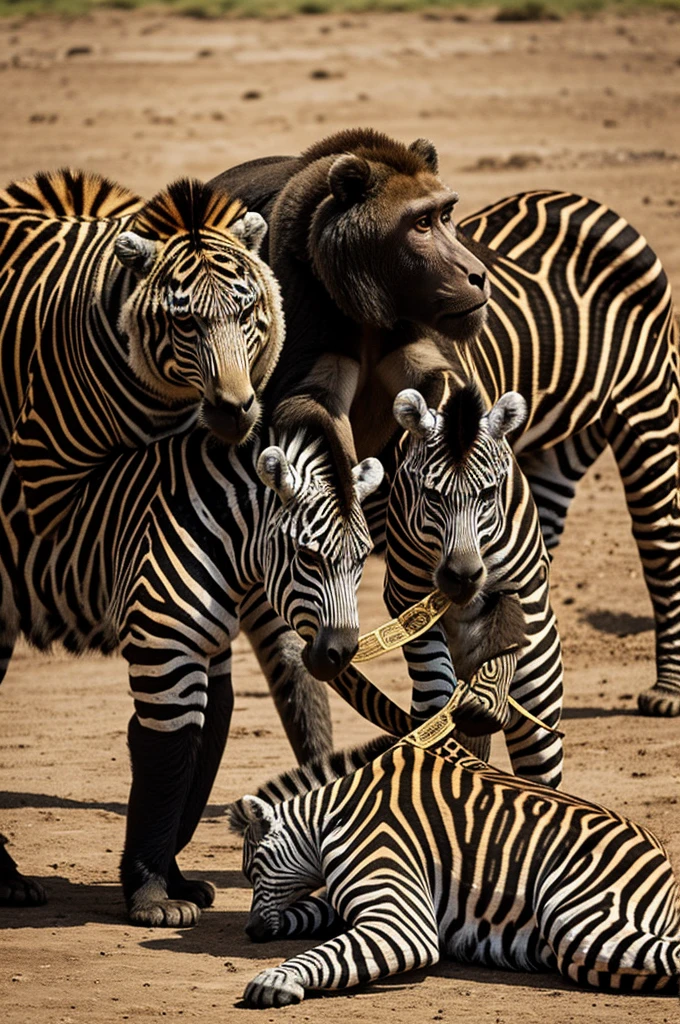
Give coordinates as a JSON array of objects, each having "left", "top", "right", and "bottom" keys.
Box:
[
  {"left": 216, "top": 141, "right": 680, "bottom": 717},
  {"left": 382, "top": 382, "right": 564, "bottom": 787},
  {"left": 0, "top": 169, "right": 284, "bottom": 538},
  {"left": 229, "top": 732, "right": 680, "bottom": 1006},
  {"left": 0, "top": 426, "right": 383, "bottom": 922}
]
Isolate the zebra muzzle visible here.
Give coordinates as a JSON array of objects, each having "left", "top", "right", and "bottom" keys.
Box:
[
  {"left": 245, "top": 910, "right": 278, "bottom": 942},
  {"left": 201, "top": 392, "right": 259, "bottom": 444},
  {"left": 303, "top": 627, "right": 359, "bottom": 682}
]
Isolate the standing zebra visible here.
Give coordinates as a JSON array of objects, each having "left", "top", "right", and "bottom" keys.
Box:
[
  {"left": 230, "top": 732, "right": 680, "bottom": 1005},
  {"left": 0, "top": 427, "right": 383, "bottom": 923},
  {"left": 214, "top": 136, "right": 679, "bottom": 715},
  {"left": 383, "top": 383, "right": 563, "bottom": 787},
  {"left": 0, "top": 170, "right": 283, "bottom": 538}
]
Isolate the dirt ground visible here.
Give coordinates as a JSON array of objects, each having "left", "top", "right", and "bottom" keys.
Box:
[{"left": 1, "top": 7, "right": 680, "bottom": 1023}]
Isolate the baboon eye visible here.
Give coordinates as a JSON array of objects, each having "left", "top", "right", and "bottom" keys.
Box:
[
  {"left": 441, "top": 204, "right": 455, "bottom": 225},
  {"left": 414, "top": 214, "right": 432, "bottom": 233}
]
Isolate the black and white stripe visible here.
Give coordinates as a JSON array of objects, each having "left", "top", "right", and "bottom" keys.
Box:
[
  {"left": 230, "top": 736, "right": 680, "bottom": 1004},
  {"left": 0, "top": 426, "right": 382, "bottom": 924},
  {"left": 0, "top": 169, "right": 283, "bottom": 538},
  {"left": 382, "top": 382, "right": 563, "bottom": 787}
]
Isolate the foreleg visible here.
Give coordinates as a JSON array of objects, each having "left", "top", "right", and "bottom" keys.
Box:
[
  {"left": 169, "top": 648, "right": 234, "bottom": 908},
  {"left": 243, "top": 883, "right": 440, "bottom": 1006},
  {"left": 240, "top": 585, "right": 333, "bottom": 762},
  {"left": 120, "top": 641, "right": 210, "bottom": 927}
]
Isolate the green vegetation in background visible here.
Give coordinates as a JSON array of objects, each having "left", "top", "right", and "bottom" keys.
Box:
[{"left": 0, "top": 0, "right": 679, "bottom": 22}]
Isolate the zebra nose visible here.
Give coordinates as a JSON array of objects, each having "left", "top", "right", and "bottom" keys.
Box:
[
  {"left": 435, "top": 559, "right": 485, "bottom": 606},
  {"left": 245, "top": 912, "right": 275, "bottom": 943},
  {"left": 302, "top": 627, "right": 359, "bottom": 681},
  {"left": 201, "top": 392, "right": 259, "bottom": 444}
]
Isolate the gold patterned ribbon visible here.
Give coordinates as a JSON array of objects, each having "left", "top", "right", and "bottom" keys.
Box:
[{"left": 352, "top": 590, "right": 564, "bottom": 738}]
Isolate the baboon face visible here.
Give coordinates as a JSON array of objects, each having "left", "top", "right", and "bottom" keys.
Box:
[{"left": 309, "top": 146, "right": 491, "bottom": 342}]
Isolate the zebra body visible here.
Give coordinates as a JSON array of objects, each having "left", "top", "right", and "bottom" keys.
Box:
[
  {"left": 383, "top": 383, "right": 563, "bottom": 786},
  {"left": 0, "top": 427, "right": 382, "bottom": 923},
  {"left": 457, "top": 190, "right": 679, "bottom": 715},
  {"left": 0, "top": 169, "right": 283, "bottom": 538},
  {"left": 232, "top": 737, "right": 680, "bottom": 1005}
]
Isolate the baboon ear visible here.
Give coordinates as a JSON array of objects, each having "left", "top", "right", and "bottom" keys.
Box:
[
  {"left": 230, "top": 211, "right": 268, "bottom": 254},
  {"left": 257, "top": 446, "right": 299, "bottom": 505},
  {"left": 487, "top": 392, "right": 527, "bottom": 440},
  {"left": 393, "top": 389, "right": 437, "bottom": 440},
  {"left": 352, "top": 457, "right": 384, "bottom": 503},
  {"left": 328, "top": 155, "right": 373, "bottom": 206},
  {"left": 240, "top": 796, "right": 275, "bottom": 839},
  {"left": 114, "top": 231, "right": 158, "bottom": 275},
  {"left": 409, "top": 138, "right": 439, "bottom": 174}
]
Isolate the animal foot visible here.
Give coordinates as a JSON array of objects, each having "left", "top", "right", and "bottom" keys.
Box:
[
  {"left": 0, "top": 835, "right": 48, "bottom": 906},
  {"left": 128, "top": 896, "right": 201, "bottom": 928},
  {"left": 0, "top": 873, "right": 48, "bottom": 906},
  {"left": 167, "top": 876, "right": 215, "bottom": 909},
  {"left": 638, "top": 684, "right": 680, "bottom": 717},
  {"left": 243, "top": 968, "right": 305, "bottom": 1008}
]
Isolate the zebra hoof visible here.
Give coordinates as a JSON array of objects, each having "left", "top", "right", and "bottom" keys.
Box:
[
  {"left": 243, "top": 968, "right": 305, "bottom": 1008},
  {"left": 167, "top": 876, "right": 215, "bottom": 909},
  {"left": 638, "top": 684, "right": 680, "bottom": 717},
  {"left": 0, "top": 874, "right": 48, "bottom": 906}
]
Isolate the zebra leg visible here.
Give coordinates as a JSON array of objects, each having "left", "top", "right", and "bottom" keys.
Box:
[
  {"left": 239, "top": 585, "right": 333, "bottom": 762},
  {"left": 168, "top": 649, "right": 235, "bottom": 908},
  {"left": 120, "top": 643, "right": 212, "bottom": 928},
  {"left": 603, "top": 391, "right": 680, "bottom": 715},
  {"left": 517, "top": 426, "right": 606, "bottom": 551},
  {"left": 0, "top": 832, "right": 47, "bottom": 907},
  {"left": 243, "top": 882, "right": 440, "bottom": 1006}
]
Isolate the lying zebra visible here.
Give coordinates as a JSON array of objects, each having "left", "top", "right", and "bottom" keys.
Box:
[
  {"left": 0, "top": 170, "right": 283, "bottom": 538},
  {"left": 230, "top": 733, "right": 680, "bottom": 1005},
  {"left": 0, "top": 426, "right": 383, "bottom": 923},
  {"left": 382, "top": 382, "right": 563, "bottom": 786}
]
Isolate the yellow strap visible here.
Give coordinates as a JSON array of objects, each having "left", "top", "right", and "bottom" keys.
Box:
[{"left": 353, "top": 591, "right": 564, "bottom": 738}]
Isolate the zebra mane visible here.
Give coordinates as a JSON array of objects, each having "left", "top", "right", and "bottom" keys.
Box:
[
  {"left": 440, "top": 383, "right": 487, "bottom": 465},
  {"left": 299, "top": 128, "right": 431, "bottom": 176},
  {"left": 226, "top": 734, "right": 394, "bottom": 835},
  {"left": 0, "top": 169, "right": 142, "bottom": 220},
  {"left": 129, "top": 179, "right": 247, "bottom": 247}
]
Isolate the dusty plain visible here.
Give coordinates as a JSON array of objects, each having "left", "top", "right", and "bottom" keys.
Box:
[{"left": 0, "top": 7, "right": 679, "bottom": 1023}]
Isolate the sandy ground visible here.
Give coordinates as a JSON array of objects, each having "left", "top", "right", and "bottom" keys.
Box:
[{"left": 1, "top": 8, "right": 680, "bottom": 1023}]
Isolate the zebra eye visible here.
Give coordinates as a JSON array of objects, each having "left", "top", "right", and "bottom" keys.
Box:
[
  {"left": 298, "top": 547, "right": 323, "bottom": 571},
  {"left": 479, "top": 487, "right": 497, "bottom": 507}
]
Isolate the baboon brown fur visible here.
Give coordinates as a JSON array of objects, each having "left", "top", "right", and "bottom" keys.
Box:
[{"left": 210, "top": 128, "right": 493, "bottom": 491}]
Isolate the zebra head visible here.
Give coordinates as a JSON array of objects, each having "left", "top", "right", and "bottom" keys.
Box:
[
  {"left": 228, "top": 795, "right": 322, "bottom": 941},
  {"left": 257, "top": 436, "right": 384, "bottom": 681},
  {"left": 115, "top": 179, "right": 284, "bottom": 445},
  {"left": 387, "top": 385, "right": 527, "bottom": 608}
]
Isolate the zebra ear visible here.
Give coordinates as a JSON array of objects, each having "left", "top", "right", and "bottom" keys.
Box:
[
  {"left": 257, "top": 447, "right": 299, "bottom": 505},
  {"left": 240, "top": 795, "right": 275, "bottom": 838},
  {"left": 352, "top": 457, "right": 384, "bottom": 504},
  {"left": 230, "top": 212, "right": 268, "bottom": 255},
  {"left": 487, "top": 392, "right": 527, "bottom": 440},
  {"left": 114, "top": 231, "right": 158, "bottom": 276},
  {"left": 393, "top": 389, "right": 437, "bottom": 440}
]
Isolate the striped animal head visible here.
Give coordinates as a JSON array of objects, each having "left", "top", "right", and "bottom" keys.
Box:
[
  {"left": 387, "top": 385, "right": 527, "bottom": 608},
  {"left": 232, "top": 795, "right": 322, "bottom": 941},
  {"left": 257, "top": 436, "right": 384, "bottom": 681},
  {"left": 116, "top": 179, "right": 284, "bottom": 445}
]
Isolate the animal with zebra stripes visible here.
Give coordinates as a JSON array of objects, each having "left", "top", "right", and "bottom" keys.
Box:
[
  {"left": 0, "top": 169, "right": 284, "bottom": 538},
  {"left": 230, "top": 731, "right": 680, "bottom": 1005},
  {"left": 0, "top": 426, "right": 383, "bottom": 921},
  {"left": 213, "top": 131, "right": 679, "bottom": 717},
  {"left": 382, "top": 382, "right": 564, "bottom": 786}
]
